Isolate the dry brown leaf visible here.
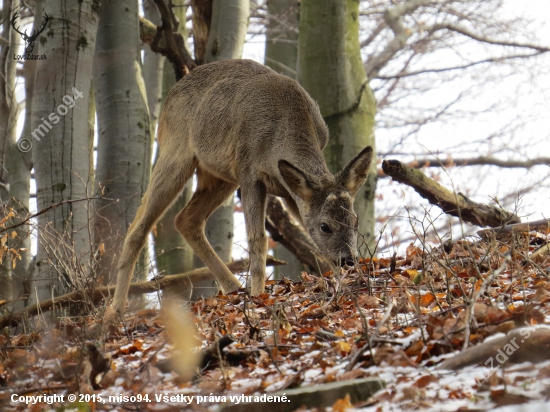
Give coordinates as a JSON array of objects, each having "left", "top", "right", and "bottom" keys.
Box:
[{"left": 332, "top": 394, "right": 353, "bottom": 412}]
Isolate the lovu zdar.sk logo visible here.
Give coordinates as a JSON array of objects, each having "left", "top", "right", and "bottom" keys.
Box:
[{"left": 11, "top": 11, "right": 49, "bottom": 60}]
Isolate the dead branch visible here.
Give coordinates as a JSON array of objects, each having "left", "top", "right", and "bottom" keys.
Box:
[
  {"left": 376, "top": 156, "right": 550, "bottom": 178},
  {"left": 0, "top": 256, "right": 285, "bottom": 328},
  {"left": 477, "top": 218, "right": 550, "bottom": 239},
  {"left": 382, "top": 159, "right": 520, "bottom": 227},
  {"left": 374, "top": 52, "right": 545, "bottom": 79},
  {"left": 265, "top": 196, "right": 332, "bottom": 275},
  {"left": 0, "top": 196, "right": 105, "bottom": 234},
  {"left": 139, "top": 7, "right": 195, "bottom": 81},
  {"left": 437, "top": 327, "right": 550, "bottom": 370},
  {"left": 434, "top": 23, "right": 550, "bottom": 53},
  {"left": 402, "top": 156, "right": 549, "bottom": 170},
  {"left": 365, "top": 0, "right": 432, "bottom": 78}
]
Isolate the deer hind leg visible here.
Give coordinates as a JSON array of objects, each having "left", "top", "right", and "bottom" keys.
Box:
[
  {"left": 107, "top": 152, "right": 196, "bottom": 323},
  {"left": 175, "top": 169, "right": 241, "bottom": 294},
  {"left": 241, "top": 180, "right": 268, "bottom": 296}
]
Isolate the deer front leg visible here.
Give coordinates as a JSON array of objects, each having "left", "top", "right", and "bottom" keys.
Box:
[{"left": 241, "top": 180, "right": 268, "bottom": 296}]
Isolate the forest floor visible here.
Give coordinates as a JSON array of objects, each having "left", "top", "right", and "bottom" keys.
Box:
[{"left": 2, "top": 228, "right": 550, "bottom": 411}]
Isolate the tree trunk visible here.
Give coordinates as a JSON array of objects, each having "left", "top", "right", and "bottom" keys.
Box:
[
  {"left": 205, "top": 0, "right": 249, "bottom": 62},
  {"left": 189, "top": 0, "right": 249, "bottom": 298},
  {"left": 264, "top": 0, "right": 298, "bottom": 79},
  {"left": 0, "top": 0, "right": 21, "bottom": 309},
  {"left": 190, "top": 0, "right": 213, "bottom": 65},
  {"left": 31, "top": 0, "right": 98, "bottom": 304},
  {"left": 298, "top": 0, "right": 377, "bottom": 256},
  {"left": 264, "top": 0, "right": 303, "bottom": 279},
  {"left": 5, "top": 0, "right": 40, "bottom": 311},
  {"left": 142, "top": 0, "right": 165, "bottom": 132},
  {"left": 0, "top": 0, "right": 15, "bottom": 203},
  {"left": 93, "top": 0, "right": 153, "bottom": 286}
]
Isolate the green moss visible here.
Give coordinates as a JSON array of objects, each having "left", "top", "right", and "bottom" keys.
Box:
[
  {"left": 51, "top": 183, "right": 67, "bottom": 192},
  {"left": 412, "top": 272, "right": 423, "bottom": 285}
]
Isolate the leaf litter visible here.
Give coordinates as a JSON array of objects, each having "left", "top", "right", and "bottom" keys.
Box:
[{"left": 2, "top": 228, "right": 550, "bottom": 411}]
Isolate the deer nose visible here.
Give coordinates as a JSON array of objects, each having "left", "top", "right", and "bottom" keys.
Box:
[{"left": 340, "top": 257, "right": 355, "bottom": 267}]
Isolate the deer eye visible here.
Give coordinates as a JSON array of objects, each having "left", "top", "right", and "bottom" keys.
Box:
[{"left": 320, "top": 223, "right": 332, "bottom": 234}]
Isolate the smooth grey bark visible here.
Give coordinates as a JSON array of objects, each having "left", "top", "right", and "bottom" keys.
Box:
[
  {"left": 298, "top": 0, "right": 377, "bottom": 255},
  {"left": 31, "top": 0, "right": 98, "bottom": 304},
  {"left": 264, "top": 0, "right": 298, "bottom": 79},
  {"left": 0, "top": 0, "right": 21, "bottom": 308},
  {"left": 205, "top": 0, "right": 249, "bottom": 62},
  {"left": 94, "top": 0, "right": 153, "bottom": 286},
  {"left": 0, "top": 0, "right": 16, "bottom": 203},
  {"left": 191, "top": 0, "right": 249, "bottom": 298},
  {"left": 143, "top": 0, "right": 165, "bottom": 132},
  {"left": 264, "top": 0, "right": 303, "bottom": 279},
  {"left": 5, "top": 0, "right": 39, "bottom": 310}
]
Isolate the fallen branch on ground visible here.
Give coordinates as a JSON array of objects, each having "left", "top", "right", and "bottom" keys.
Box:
[
  {"left": 382, "top": 159, "right": 520, "bottom": 227},
  {"left": 477, "top": 218, "right": 550, "bottom": 239},
  {"left": 0, "top": 256, "right": 285, "bottom": 328},
  {"left": 437, "top": 327, "right": 550, "bottom": 370}
]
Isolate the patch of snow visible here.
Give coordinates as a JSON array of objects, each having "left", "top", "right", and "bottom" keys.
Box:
[{"left": 303, "top": 368, "right": 323, "bottom": 380}]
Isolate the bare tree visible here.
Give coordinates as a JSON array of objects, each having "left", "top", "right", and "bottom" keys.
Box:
[
  {"left": 93, "top": 0, "right": 153, "bottom": 286},
  {"left": 0, "top": 0, "right": 21, "bottom": 308},
  {"left": 30, "top": 0, "right": 98, "bottom": 304}
]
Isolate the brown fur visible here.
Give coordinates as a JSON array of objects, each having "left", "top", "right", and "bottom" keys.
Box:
[{"left": 104, "top": 60, "right": 373, "bottom": 325}]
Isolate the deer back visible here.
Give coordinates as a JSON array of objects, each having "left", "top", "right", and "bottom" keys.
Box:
[{"left": 157, "top": 59, "right": 332, "bottom": 193}]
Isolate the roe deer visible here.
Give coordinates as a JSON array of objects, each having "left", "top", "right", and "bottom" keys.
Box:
[{"left": 104, "top": 59, "right": 373, "bottom": 325}]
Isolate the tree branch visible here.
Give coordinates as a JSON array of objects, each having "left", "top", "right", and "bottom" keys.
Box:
[
  {"left": 382, "top": 159, "right": 521, "bottom": 227},
  {"left": 364, "top": 0, "right": 434, "bottom": 79},
  {"left": 374, "top": 52, "right": 545, "bottom": 79},
  {"left": 0, "top": 196, "right": 105, "bottom": 234},
  {"left": 477, "top": 218, "right": 550, "bottom": 239},
  {"left": 190, "top": 0, "right": 212, "bottom": 65},
  {"left": 434, "top": 23, "right": 550, "bottom": 53},
  {"left": 139, "top": 5, "right": 196, "bottom": 81},
  {"left": 0, "top": 256, "right": 286, "bottom": 328},
  {"left": 376, "top": 156, "right": 550, "bottom": 178},
  {"left": 364, "top": 3, "right": 550, "bottom": 80}
]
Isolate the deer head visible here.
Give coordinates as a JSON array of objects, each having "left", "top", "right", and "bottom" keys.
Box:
[
  {"left": 278, "top": 146, "right": 374, "bottom": 265},
  {"left": 11, "top": 11, "right": 50, "bottom": 55}
]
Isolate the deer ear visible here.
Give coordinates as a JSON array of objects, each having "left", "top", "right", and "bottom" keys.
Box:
[
  {"left": 278, "top": 160, "right": 315, "bottom": 201},
  {"left": 336, "top": 146, "right": 373, "bottom": 196}
]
